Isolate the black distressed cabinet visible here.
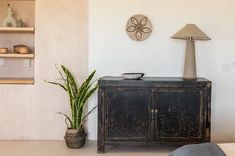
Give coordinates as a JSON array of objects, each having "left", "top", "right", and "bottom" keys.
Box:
[{"left": 98, "top": 77, "right": 212, "bottom": 153}]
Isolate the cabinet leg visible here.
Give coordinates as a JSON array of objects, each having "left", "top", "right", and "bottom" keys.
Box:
[{"left": 97, "top": 143, "right": 105, "bottom": 153}]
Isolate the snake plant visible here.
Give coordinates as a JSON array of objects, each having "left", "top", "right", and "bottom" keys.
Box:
[{"left": 46, "top": 65, "right": 98, "bottom": 129}]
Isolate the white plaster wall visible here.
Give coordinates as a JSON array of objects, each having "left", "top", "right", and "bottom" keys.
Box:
[
  {"left": 0, "top": 0, "right": 88, "bottom": 140},
  {"left": 88, "top": 0, "right": 235, "bottom": 142}
]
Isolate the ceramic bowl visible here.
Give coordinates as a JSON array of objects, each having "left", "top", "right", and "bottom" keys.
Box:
[
  {"left": 14, "top": 45, "right": 29, "bottom": 54},
  {"left": 122, "top": 73, "right": 145, "bottom": 80},
  {"left": 0, "top": 48, "right": 8, "bottom": 54}
]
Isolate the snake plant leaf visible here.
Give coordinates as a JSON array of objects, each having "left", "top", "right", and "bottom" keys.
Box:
[
  {"left": 77, "top": 70, "right": 96, "bottom": 97},
  {"left": 55, "top": 64, "right": 66, "bottom": 82},
  {"left": 56, "top": 112, "right": 72, "bottom": 128},
  {"left": 61, "top": 65, "right": 78, "bottom": 97},
  {"left": 80, "top": 85, "right": 99, "bottom": 109},
  {"left": 82, "top": 106, "right": 97, "bottom": 122},
  {"left": 79, "top": 80, "right": 96, "bottom": 99},
  {"left": 75, "top": 108, "right": 83, "bottom": 129},
  {"left": 45, "top": 80, "right": 67, "bottom": 91},
  {"left": 67, "top": 80, "right": 76, "bottom": 99},
  {"left": 77, "top": 82, "right": 92, "bottom": 107},
  {"left": 77, "top": 71, "right": 96, "bottom": 106}
]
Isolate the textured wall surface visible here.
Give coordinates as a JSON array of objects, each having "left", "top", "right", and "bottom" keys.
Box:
[
  {"left": 88, "top": 0, "right": 235, "bottom": 142},
  {"left": 0, "top": 0, "right": 88, "bottom": 140}
]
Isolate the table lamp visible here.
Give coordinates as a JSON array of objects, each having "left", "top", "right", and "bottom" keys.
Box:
[{"left": 172, "top": 24, "right": 211, "bottom": 80}]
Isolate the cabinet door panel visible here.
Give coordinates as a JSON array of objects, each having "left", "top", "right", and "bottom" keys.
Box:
[
  {"left": 106, "top": 88, "right": 151, "bottom": 141},
  {"left": 156, "top": 89, "right": 203, "bottom": 139}
]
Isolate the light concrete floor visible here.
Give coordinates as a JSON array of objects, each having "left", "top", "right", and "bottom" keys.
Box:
[{"left": 0, "top": 141, "right": 175, "bottom": 156}]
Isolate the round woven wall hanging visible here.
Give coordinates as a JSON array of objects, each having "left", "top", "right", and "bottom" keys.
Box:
[{"left": 126, "top": 14, "right": 152, "bottom": 41}]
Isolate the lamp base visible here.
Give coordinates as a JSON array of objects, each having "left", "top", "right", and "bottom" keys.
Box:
[
  {"left": 183, "top": 40, "right": 197, "bottom": 80},
  {"left": 183, "top": 77, "right": 197, "bottom": 81}
]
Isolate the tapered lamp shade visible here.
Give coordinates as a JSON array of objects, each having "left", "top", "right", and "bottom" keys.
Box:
[
  {"left": 171, "top": 24, "right": 211, "bottom": 80},
  {"left": 172, "top": 24, "right": 211, "bottom": 41}
]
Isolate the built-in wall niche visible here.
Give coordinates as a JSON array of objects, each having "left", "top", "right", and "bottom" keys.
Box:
[{"left": 0, "top": 0, "right": 35, "bottom": 84}]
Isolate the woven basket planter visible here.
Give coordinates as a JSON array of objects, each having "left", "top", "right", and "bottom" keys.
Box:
[{"left": 64, "top": 127, "right": 87, "bottom": 149}]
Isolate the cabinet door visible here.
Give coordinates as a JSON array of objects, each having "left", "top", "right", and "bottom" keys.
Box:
[
  {"left": 105, "top": 88, "right": 151, "bottom": 141},
  {"left": 155, "top": 88, "right": 203, "bottom": 141}
]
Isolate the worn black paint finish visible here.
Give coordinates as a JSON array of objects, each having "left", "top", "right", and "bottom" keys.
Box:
[
  {"left": 98, "top": 77, "right": 212, "bottom": 153},
  {"left": 106, "top": 88, "right": 151, "bottom": 140},
  {"left": 157, "top": 90, "right": 201, "bottom": 138}
]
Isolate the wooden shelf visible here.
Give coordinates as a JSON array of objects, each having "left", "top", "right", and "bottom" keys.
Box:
[
  {"left": 0, "top": 53, "right": 35, "bottom": 58},
  {"left": 6, "top": 0, "right": 35, "bottom": 1},
  {"left": 0, "top": 27, "right": 35, "bottom": 33},
  {"left": 0, "top": 78, "right": 34, "bottom": 84}
]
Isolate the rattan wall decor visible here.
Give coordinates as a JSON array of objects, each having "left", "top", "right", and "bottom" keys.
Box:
[{"left": 126, "top": 14, "right": 152, "bottom": 41}]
